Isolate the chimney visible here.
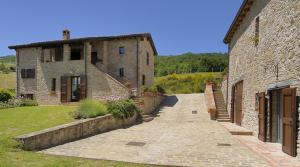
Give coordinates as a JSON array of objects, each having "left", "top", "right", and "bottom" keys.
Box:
[{"left": 62, "top": 29, "right": 70, "bottom": 40}]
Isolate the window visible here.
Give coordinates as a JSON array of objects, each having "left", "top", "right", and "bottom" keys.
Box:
[
  {"left": 119, "top": 47, "right": 125, "bottom": 55},
  {"left": 54, "top": 47, "right": 63, "bottom": 61},
  {"left": 255, "top": 16, "right": 260, "bottom": 46},
  {"left": 146, "top": 52, "right": 150, "bottom": 66},
  {"left": 71, "top": 49, "right": 82, "bottom": 60},
  {"left": 119, "top": 68, "right": 124, "bottom": 77},
  {"left": 21, "top": 69, "right": 35, "bottom": 78},
  {"left": 91, "top": 52, "right": 98, "bottom": 65},
  {"left": 51, "top": 78, "right": 56, "bottom": 91},
  {"left": 21, "top": 94, "right": 34, "bottom": 100},
  {"left": 142, "top": 75, "right": 146, "bottom": 85}
]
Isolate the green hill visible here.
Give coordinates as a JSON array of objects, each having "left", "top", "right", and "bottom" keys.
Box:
[
  {"left": 155, "top": 52, "right": 228, "bottom": 77},
  {"left": 0, "top": 55, "right": 16, "bottom": 74},
  {"left": 155, "top": 72, "right": 222, "bottom": 94}
]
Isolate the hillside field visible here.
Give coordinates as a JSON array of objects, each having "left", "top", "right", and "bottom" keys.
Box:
[
  {"left": 155, "top": 72, "right": 222, "bottom": 94},
  {"left": 0, "top": 72, "right": 16, "bottom": 89}
]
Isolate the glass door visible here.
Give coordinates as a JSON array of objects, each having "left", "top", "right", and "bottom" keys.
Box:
[{"left": 71, "top": 76, "right": 80, "bottom": 102}]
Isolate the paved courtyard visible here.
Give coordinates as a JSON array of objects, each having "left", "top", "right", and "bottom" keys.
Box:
[{"left": 41, "top": 94, "right": 270, "bottom": 167}]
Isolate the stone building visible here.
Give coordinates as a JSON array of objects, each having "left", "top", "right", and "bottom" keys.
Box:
[
  {"left": 9, "top": 30, "right": 157, "bottom": 105},
  {"left": 223, "top": 0, "right": 299, "bottom": 157}
]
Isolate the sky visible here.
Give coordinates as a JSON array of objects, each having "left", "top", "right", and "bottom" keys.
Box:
[{"left": 0, "top": 0, "right": 243, "bottom": 56}]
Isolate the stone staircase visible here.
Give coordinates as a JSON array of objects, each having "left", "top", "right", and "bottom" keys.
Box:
[
  {"left": 141, "top": 114, "right": 155, "bottom": 122},
  {"left": 213, "top": 88, "right": 231, "bottom": 122}
]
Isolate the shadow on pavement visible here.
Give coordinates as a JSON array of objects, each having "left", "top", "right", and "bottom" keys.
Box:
[{"left": 161, "top": 95, "right": 178, "bottom": 107}]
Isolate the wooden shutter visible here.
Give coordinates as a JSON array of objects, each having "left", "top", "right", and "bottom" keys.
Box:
[
  {"left": 29, "top": 69, "right": 35, "bottom": 78},
  {"left": 80, "top": 75, "right": 87, "bottom": 100},
  {"left": 61, "top": 76, "right": 68, "bottom": 103},
  {"left": 21, "top": 69, "right": 26, "bottom": 78},
  {"left": 282, "top": 88, "right": 297, "bottom": 157},
  {"left": 55, "top": 47, "right": 63, "bottom": 61},
  {"left": 258, "top": 92, "right": 266, "bottom": 142}
]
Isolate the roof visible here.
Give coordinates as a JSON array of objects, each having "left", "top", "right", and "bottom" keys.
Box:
[
  {"left": 223, "top": 0, "right": 254, "bottom": 44},
  {"left": 8, "top": 33, "right": 158, "bottom": 55}
]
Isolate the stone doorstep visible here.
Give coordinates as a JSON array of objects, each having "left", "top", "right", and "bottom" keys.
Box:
[{"left": 219, "top": 122, "right": 253, "bottom": 136}]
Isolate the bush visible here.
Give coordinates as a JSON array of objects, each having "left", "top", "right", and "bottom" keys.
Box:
[
  {"left": 141, "top": 85, "right": 166, "bottom": 94},
  {"left": 74, "top": 99, "right": 108, "bottom": 119},
  {"left": 21, "top": 99, "right": 38, "bottom": 106},
  {"left": 0, "top": 98, "right": 38, "bottom": 110},
  {"left": 108, "top": 99, "right": 140, "bottom": 119},
  {"left": 0, "top": 89, "right": 13, "bottom": 102}
]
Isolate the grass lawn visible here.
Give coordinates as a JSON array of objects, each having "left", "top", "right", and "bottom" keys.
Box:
[
  {"left": 0, "top": 106, "right": 156, "bottom": 167},
  {"left": 0, "top": 72, "right": 16, "bottom": 89}
]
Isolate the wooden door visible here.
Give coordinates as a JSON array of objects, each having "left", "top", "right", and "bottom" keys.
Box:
[
  {"left": 231, "top": 85, "right": 235, "bottom": 123},
  {"left": 61, "top": 76, "right": 68, "bottom": 103},
  {"left": 234, "top": 81, "right": 243, "bottom": 125},
  {"left": 258, "top": 92, "right": 266, "bottom": 142},
  {"left": 282, "top": 88, "right": 297, "bottom": 157}
]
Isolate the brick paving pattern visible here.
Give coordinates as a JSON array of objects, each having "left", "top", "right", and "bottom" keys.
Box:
[
  {"left": 41, "top": 94, "right": 270, "bottom": 167},
  {"left": 233, "top": 135, "right": 300, "bottom": 167}
]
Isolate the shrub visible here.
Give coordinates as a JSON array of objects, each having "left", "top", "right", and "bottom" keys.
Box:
[
  {"left": 74, "top": 99, "right": 108, "bottom": 119},
  {"left": 0, "top": 89, "right": 13, "bottom": 102},
  {"left": 155, "top": 85, "right": 166, "bottom": 94},
  {"left": 108, "top": 99, "right": 140, "bottom": 119},
  {"left": 0, "top": 102, "right": 12, "bottom": 109},
  {"left": 21, "top": 99, "right": 38, "bottom": 106},
  {"left": 141, "top": 85, "right": 166, "bottom": 94}
]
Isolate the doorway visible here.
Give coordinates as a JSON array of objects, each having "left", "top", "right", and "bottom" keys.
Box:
[
  {"left": 231, "top": 81, "right": 243, "bottom": 125},
  {"left": 268, "top": 87, "right": 297, "bottom": 157},
  {"left": 270, "top": 89, "right": 283, "bottom": 143}
]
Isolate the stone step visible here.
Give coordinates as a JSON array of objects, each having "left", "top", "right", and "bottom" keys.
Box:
[
  {"left": 217, "top": 119, "right": 231, "bottom": 122},
  {"left": 142, "top": 117, "right": 154, "bottom": 122},
  {"left": 217, "top": 112, "right": 229, "bottom": 115},
  {"left": 142, "top": 114, "right": 152, "bottom": 118},
  {"left": 217, "top": 117, "right": 230, "bottom": 120},
  {"left": 217, "top": 111, "right": 229, "bottom": 114}
]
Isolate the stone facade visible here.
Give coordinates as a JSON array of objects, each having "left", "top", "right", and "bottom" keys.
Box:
[
  {"left": 224, "top": 0, "right": 299, "bottom": 157},
  {"left": 12, "top": 33, "right": 157, "bottom": 105}
]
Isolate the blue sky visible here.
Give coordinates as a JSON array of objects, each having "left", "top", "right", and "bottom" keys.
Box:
[{"left": 0, "top": 0, "right": 243, "bottom": 56}]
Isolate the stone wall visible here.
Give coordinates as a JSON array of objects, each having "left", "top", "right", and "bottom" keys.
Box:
[
  {"left": 16, "top": 113, "right": 138, "bottom": 151},
  {"left": 226, "top": 0, "right": 299, "bottom": 149},
  {"left": 105, "top": 38, "right": 155, "bottom": 90},
  {"left": 221, "top": 76, "right": 228, "bottom": 105},
  {"left": 205, "top": 84, "right": 216, "bottom": 120},
  {"left": 138, "top": 38, "right": 155, "bottom": 88},
  {"left": 138, "top": 94, "right": 165, "bottom": 115},
  {"left": 17, "top": 48, "right": 39, "bottom": 97}
]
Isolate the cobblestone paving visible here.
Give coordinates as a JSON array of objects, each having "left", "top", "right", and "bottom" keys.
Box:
[{"left": 41, "top": 94, "right": 270, "bottom": 167}]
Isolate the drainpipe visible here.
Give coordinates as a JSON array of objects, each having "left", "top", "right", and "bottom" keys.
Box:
[
  {"left": 136, "top": 39, "right": 139, "bottom": 93},
  {"left": 84, "top": 42, "right": 87, "bottom": 76},
  {"left": 16, "top": 50, "right": 19, "bottom": 98}
]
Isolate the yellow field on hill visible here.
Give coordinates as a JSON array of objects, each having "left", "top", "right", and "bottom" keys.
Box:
[
  {"left": 155, "top": 72, "right": 222, "bottom": 94},
  {"left": 0, "top": 72, "right": 16, "bottom": 89}
]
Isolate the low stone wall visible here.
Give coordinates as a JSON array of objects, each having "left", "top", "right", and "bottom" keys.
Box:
[
  {"left": 221, "top": 77, "right": 228, "bottom": 105},
  {"left": 137, "top": 93, "right": 165, "bottom": 115},
  {"left": 16, "top": 113, "right": 138, "bottom": 151},
  {"left": 205, "top": 83, "right": 216, "bottom": 120}
]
